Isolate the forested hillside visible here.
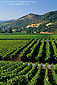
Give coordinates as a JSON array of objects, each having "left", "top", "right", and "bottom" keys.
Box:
[{"left": 0, "top": 11, "right": 57, "bottom": 33}]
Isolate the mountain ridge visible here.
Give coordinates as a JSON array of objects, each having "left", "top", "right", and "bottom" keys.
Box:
[{"left": 0, "top": 11, "right": 57, "bottom": 33}]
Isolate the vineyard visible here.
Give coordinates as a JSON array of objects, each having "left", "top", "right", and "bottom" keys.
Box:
[
  {"left": 0, "top": 39, "right": 57, "bottom": 64},
  {"left": 0, "top": 34, "right": 57, "bottom": 39},
  {"left": 0, "top": 61, "right": 57, "bottom": 85},
  {"left": 0, "top": 40, "right": 30, "bottom": 60},
  {"left": 0, "top": 34, "right": 57, "bottom": 85}
]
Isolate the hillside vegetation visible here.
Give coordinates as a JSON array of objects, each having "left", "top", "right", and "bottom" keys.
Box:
[{"left": 0, "top": 11, "right": 57, "bottom": 33}]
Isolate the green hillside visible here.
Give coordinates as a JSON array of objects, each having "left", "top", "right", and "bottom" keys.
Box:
[{"left": 0, "top": 11, "right": 57, "bottom": 33}]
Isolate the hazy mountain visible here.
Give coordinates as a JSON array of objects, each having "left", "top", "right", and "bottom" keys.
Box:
[{"left": 0, "top": 19, "right": 15, "bottom": 23}]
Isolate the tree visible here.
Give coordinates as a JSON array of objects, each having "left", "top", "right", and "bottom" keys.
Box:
[
  {"left": 16, "top": 28, "right": 18, "bottom": 32},
  {"left": 37, "top": 30, "right": 40, "bottom": 33},
  {"left": 26, "top": 29, "right": 31, "bottom": 33},
  {"left": 0, "top": 30, "right": 5, "bottom": 33},
  {"left": 8, "top": 28, "right": 13, "bottom": 33},
  {"left": 5, "top": 29, "right": 7, "bottom": 33}
]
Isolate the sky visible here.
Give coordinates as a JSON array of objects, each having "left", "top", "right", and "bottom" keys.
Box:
[{"left": 0, "top": 0, "right": 57, "bottom": 20}]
